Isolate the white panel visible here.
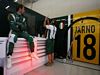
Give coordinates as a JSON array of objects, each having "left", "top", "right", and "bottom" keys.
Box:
[
  {"left": 67, "top": 15, "right": 71, "bottom": 52},
  {"left": 0, "top": 37, "right": 7, "bottom": 58}
]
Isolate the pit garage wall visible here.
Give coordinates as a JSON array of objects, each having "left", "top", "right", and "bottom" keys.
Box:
[
  {"left": 51, "top": 9, "right": 100, "bottom": 65},
  {"left": 71, "top": 9, "right": 100, "bottom": 65}
]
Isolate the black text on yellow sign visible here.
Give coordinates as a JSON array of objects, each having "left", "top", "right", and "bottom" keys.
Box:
[{"left": 72, "top": 17, "right": 100, "bottom": 64}]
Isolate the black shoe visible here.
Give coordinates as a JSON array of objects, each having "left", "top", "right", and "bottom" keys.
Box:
[{"left": 45, "top": 62, "right": 52, "bottom": 66}]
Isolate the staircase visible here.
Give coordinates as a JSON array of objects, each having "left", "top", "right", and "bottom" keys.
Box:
[{"left": 0, "top": 37, "right": 47, "bottom": 75}]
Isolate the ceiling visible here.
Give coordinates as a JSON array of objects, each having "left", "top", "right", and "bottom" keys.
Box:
[{"left": 18, "top": 0, "right": 100, "bottom": 18}]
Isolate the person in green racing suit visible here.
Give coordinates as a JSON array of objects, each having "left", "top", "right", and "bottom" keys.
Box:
[{"left": 7, "top": 4, "right": 38, "bottom": 68}]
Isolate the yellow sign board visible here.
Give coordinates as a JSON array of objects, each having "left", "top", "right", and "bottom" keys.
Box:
[{"left": 72, "top": 10, "right": 100, "bottom": 64}]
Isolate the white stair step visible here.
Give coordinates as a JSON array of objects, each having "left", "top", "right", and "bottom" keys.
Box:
[
  {"left": 14, "top": 47, "right": 30, "bottom": 53},
  {"left": 15, "top": 43, "right": 28, "bottom": 46},
  {"left": 37, "top": 46, "right": 45, "bottom": 49},
  {"left": 12, "top": 56, "right": 31, "bottom": 64},
  {"left": 37, "top": 44, "right": 45, "bottom": 46},
  {"left": 35, "top": 37, "right": 46, "bottom": 40},
  {"left": 37, "top": 41, "right": 45, "bottom": 43},
  {"left": 37, "top": 40, "right": 45, "bottom": 43},
  {"left": 37, "top": 42, "right": 45, "bottom": 44},
  {"left": 15, "top": 40, "right": 27, "bottom": 43},
  {"left": 14, "top": 44, "right": 29, "bottom": 48},
  {"left": 7, "top": 60, "right": 31, "bottom": 75},
  {"left": 17, "top": 38, "right": 26, "bottom": 40},
  {"left": 37, "top": 49, "right": 45, "bottom": 54},
  {"left": 37, "top": 53, "right": 46, "bottom": 57},
  {"left": 12, "top": 52, "right": 29, "bottom": 59}
]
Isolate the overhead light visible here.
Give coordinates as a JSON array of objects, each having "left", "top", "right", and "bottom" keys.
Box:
[
  {"left": 5, "top": 5, "right": 10, "bottom": 9},
  {"left": 14, "top": 0, "right": 18, "bottom": 2}
]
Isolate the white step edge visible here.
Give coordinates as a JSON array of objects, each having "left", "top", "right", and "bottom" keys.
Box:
[
  {"left": 12, "top": 56, "right": 31, "bottom": 64},
  {"left": 13, "top": 48, "right": 29, "bottom": 53},
  {"left": 12, "top": 52, "right": 29, "bottom": 59},
  {"left": 37, "top": 50, "right": 45, "bottom": 54},
  {"left": 37, "top": 53, "right": 46, "bottom": 57},
  {"left": 37, "top": 46, "right": 45, "bottom": 49}
]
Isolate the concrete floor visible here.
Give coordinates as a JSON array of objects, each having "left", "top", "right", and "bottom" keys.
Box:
[{"left": 25, "top": 60, "right": 100, "bottom": 75}]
